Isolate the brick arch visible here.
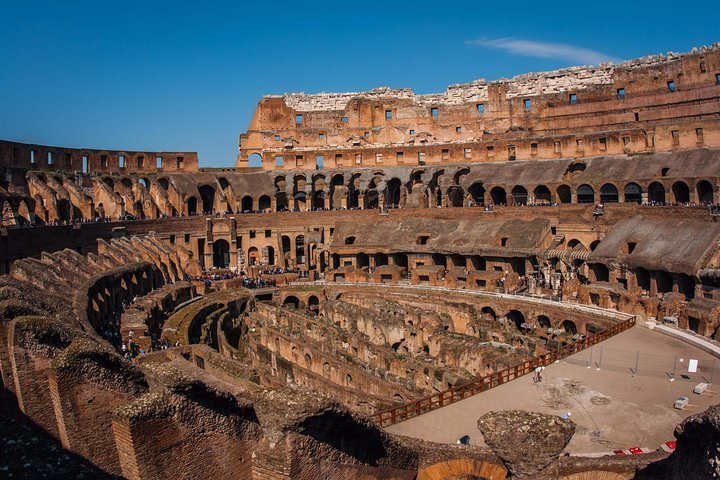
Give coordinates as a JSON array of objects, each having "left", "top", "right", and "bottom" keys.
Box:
[{"left": 417, "top": 458, "right": 507, "bottom": 480}]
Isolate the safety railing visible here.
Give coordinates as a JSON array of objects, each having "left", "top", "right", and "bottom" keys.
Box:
[{"left": 372, "top": 315, "right": 636, "bottom": 427}]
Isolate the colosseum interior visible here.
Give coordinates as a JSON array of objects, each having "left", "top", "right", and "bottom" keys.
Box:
[{"left": 2, "top": 44, "right": 720, "bottom": 479}]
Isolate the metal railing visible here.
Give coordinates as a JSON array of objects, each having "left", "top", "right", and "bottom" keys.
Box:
[{"left": 371, "top": 315, "right": 636, "bottom": 427}]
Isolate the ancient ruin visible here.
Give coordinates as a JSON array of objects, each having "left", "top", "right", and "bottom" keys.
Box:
[{"left": 2, "top": 44, "right": 720, "bottom": 479}]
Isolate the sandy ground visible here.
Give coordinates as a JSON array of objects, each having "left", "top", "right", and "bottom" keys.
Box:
[{"left": 386, "top": 326, "right": 720, "bottom": 453}]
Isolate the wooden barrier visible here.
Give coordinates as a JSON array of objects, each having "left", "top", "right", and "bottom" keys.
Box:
[{"left": 372, "top": 316, "right": 636, "bottom": 427}]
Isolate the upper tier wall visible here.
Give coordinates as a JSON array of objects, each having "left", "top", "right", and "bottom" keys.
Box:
[
  {"left": 0, "top": 139, "right": 199, "bottom": 173},
  {"left": 237, "top": 45, "right": 720, "bottom": 169}
]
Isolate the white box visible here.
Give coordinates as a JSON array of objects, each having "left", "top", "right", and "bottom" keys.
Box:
[
  {"left": 694, "top": 383, "right": 708, "bottom": 394},
  {"left": 674, "top": 397, "right": 688, "bottom": 409}
]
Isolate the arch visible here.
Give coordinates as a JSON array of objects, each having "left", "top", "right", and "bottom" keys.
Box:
[
  {"left": 624, "top": 182, "right": 642, "bottom": 204},
  {"left": 447, "top": 186, "right": 465, "bottom": 207},
  {"left": 357, "top": 253, "right": 370, "bottom": 268},
  {"left": 481, "top": 306, "right": 497, "bottom": 321},
  {"left": 672, "top": 181, "right": 690, "bottom": 203},
  {"left": 648, "top": 182, "right": 665, "bottom": 204},
  {"left": 589, "top": 263, "right": 609, "bottom": 282},
  {"left": 304, "top": 353, "right": 312, "bottom": 368},
  {"left": 431, "top": 253, "right": 446, "bottom": 268},
  {"left": 313, "top": 190, "right": 326, "bottom": 210},
  {"left": 557, "top": 185, "right": 572, "bottom": 204},
  {"left": 635, "top": 267, "right": 651, "bottom": 291},
  {"left": 247, "top": 246, "right": 259, "bottom": 266},
  {"left": 103, "top": 177, "right": 114, "bottom": 189},
  {"left": 656, "top": 270, "right": 672, "bottom": 294},
  {"left": 387, "top": 178, "right": 402, "bottom": 207},
  {"left": 212, "top": 239, "right": 230, "bottom": 268},
  {"left": 121, "top": 178, "right": 133, "bottom": 189},
  {"left": 567, "top": 239, "right": 586, "bottom": 251},
  {"left": 600, "top": 183, "right": 619, "bottom": 203},
  {"left": 258, "top": 195, "right": 271, "bottom": 211},
  {"left": 537, "top": 315, "right": 552, "bottom": 329},
  {"left": 198, "top": 185, "right": 216, "bottom": 213},
  {"left": 468, "top": 182, "right": 485, "bottom": 205},
  {"left": 283, "top": 296, "right": 300, "bottom": 309},
  {"left": 490, "top": 186, "right": 506, "bottom": 205},
  {"left": 365, "top": 189, "right": 378, "bottom": 209},
  {"left": 266, "top": 246, "right": 275, "bottom": 265},
  {"left": 506, "top": 310, "right": 525, "bottom": 330},
  {"left": 511, "top": 185, "right": 528, "bottom": 205},
  {"left": 241, "top": 195, "right": 253, "bottom": 212},
  {"left": 561, "top": 320, "right": 577, "bottom": 334},
  {"left": 577, "top": 184, "right": 595, "bottom": 203},
  {"left": 374, "top": 252, "right": 388, "bottom": 266},
  {"left": 392, "top": 252, "right": 408, "bottom": 269},
  {"left": 697, "top": 180, "right": 714, "bottom": 204},
  {"left": 589, "top": 240, "right": 601, "bottom": 252},
  {"left": 187, "top": 197, "right": 198, "bottom": 216},
  {"left": 248, "top": 153, "right": 263, "bottom": 168},
  {"left": 450, "top": 254, "right": 466, "bottom": 268},
  {"left": 533, "top": 185, "right": 551, "bottom": 204},
  {"left": 295, "top": 235, "right": 305, "bottom": 264}
]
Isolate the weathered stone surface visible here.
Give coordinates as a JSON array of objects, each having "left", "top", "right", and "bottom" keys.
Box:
[{"left": 477, "top": 410, "right": 575, "bottom": 477}]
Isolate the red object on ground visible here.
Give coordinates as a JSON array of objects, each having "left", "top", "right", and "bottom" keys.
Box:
[
  {"left": 613, "top": 449, "right": 626, "bottom": 455},
  {"left": 629, "top": 447, "right": 643, "bottom": 455},
  {"left": 665, "top": 441, "right": 676, "bottom": 450}
]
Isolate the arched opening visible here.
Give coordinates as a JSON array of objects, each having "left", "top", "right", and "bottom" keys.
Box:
[
  {"left": 374, "top": 252, "right": 388, "bottom": 266},
  {"left": 365, "top": 189, "right": 379, "bottom": 209},
  {"left": 357, "top": 253, "right": 369, "bottom": 268},
  {"left": 656, "top": 270, "right": 672, "bottom": 294},
  {"left": 187, "top": 197, "right": 198, "bottom": 216},
  {"left": 490, "top": 187, "right": 506, "bottom": 205},
  {"left": 212, "top": 239, "right": 230, "bottom": 268},
  {"left": 259, "top": 195, "right": 271, "bottom": 211},
  {"left": 624, "top": 183, "right": 642, "bottom": 204},
  {"left": 481, "top": 306, "right": 497, "bottom": 321},
  {"left": 391, "top": 253, "right": 408, "bottom": 269},
  {"left": 635, "top": 267, "right": 651, "bottom": 292},
  {"left": 267, "top": 246, "right": 275, "bottom": 265},
  {"left": 589, "top": 263, "right": 609, "bottom": 282},
  {"left": 697, "top": 180, "right": 714, "bottom": 204},
  {"left": 511, "top": 185, "right": 528, "bottom": 205},
  {"left": 648, "top": 182, "right": 666, "bottom": 204},
  {"left": 103, "top": 177, "right": 114, "bottom": 189},
  {"left": 507, "top": 310, "right": 525, "bottom": 331},
  {"left": 307, "top": 295, "right": 320, "bottom": 313},
  {"left": 672, "top": 181, "right": 690, "bottom": 203},
  {"left": 557, "top": 185, "right": 572, "bottom": 204},
  {"left": 157, "top": 177, "right": 169, "bottom": 191},
  {"left": 241, "top": 196, "right": 253, "bottom": 212},
  {"left": 688, "top": 316, "right": 700, "bottom": 334},
  {"left": 577, "top": 184, "right": 595, "bottom": 203},
  {"left": 600, "top": 183, "right": 619, "bottom": 203},
  {"left": 387, "top": 178, "right": 401, "bottom": 207},
  {"left": 276, "top": 191, "right": 288, "bottom": 211},
  {"left": 295, "top": 235, "right": 305, "bottom": 264},
  {"left": 447, "top": 186, "right": 465, "bottom": 207},
  {"left": 432, "top": 253, "right": 447, "bottom": 268},
  {"left": 313, "top": 190, "right": 325, "bottom": 210},
  {"left": 468, "top": 182, "right": 485, "bottom": 206},
  {"left": 537, "top": 315, "right": 551, "bottom": 329},
  {"left": 450, "top": 254, "right": 466, "bottom": 268},
  {"left": 248, "top": 153, "right": 263, "bottom": 168},
  {"left": 561, "top": 320, "right": 577, "bottom": 335},
  {"left": 677, "top": 273, "right": 694, "bottom": 299},
  {"left": 567, "top": 239, "right": 586, "bottom": 251},
  {"left": 283, "top": 296, "right": 300, "bottom": 309},
  {"left": 589, "top": 240, "right": 601, "bottom": 251},
  {"left": 198, "top": 185, "right": 216, "bottom": 214},
  {"left": 294, "top": 192, "right": 307, "bottom": 211},
  {"left": 247, "top": 247, "right": 259, "bottom": 266},
  {"left": 533, "top": 185, "right": 551, "bottom": 204}
]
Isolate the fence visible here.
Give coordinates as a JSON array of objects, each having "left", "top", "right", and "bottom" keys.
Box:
[{"left": 372, "top": 315, "right": 636, "bottom": 427}]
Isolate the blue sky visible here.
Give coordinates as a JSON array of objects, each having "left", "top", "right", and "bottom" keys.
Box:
[{"left": 1, "top": 0, "right": 718, "bottom": 167}]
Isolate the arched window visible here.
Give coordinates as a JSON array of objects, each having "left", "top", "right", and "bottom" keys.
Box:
[
  {"left": 624, "top": 183, "right": 642, "bottom": 204},
  {"left": 557, "top": 185, "right": 572, "bottom": 203},
  {"left": 648, "top": 182, "right": 665, "bottom": 204},
  {"left": 577, "top": 184, "right": 595, "bottom": 203},
  {"left": 511, "top": 186, "right": 528, "bottom": 205},
  {"left": 672, "top": 181, "right": 690, "bottom": 203},
  {"left": 600, "top": 184, "right": 619, "bottom": 203}
]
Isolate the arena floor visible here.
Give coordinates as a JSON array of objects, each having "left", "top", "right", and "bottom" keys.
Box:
[{"left": 386, "top": 325, "right": 720, "bottom": 454}]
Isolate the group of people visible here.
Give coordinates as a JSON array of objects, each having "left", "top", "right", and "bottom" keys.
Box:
[
  {"left": 184, "top": 269, "right": 241, "bottom": 283},
  {"left": 242, "top": 277, "right": 276, "bottom": 289},
  {"left": 261, "top": 266, "right": 299, "bottom": 275}
]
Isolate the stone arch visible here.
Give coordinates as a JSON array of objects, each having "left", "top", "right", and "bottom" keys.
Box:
[
  {"left": 656, "top": 270, "right": 672, "bottom": 293},
  {"left": 648, "top": 182, "right": 666, "bottom": 204},
  {"left": 600, "top": 183, "right": 619, "bottom": 203},
  {"left": 312, "top": 190, "right": 326, "bottom": 210},
  {"left": 357, "top": 253, "right": 370, "bottom": 268},
  {"left": 672, "top": 181, "right": 690, "bottom": 203},
  {"left": 387, "top": 178, "right": 402, "bottom": 207},
  {"left": 537, "top": 315, "right": 552, "bottom": 329},
  {"left": 624, "top": 182, "right": 642, "bottom": 204},
  {"left": 295, "top": 235, "right": 305, "bottom": 264},
  {"left": 567, "top": 239, "right": 586, "bottom": 251},
  {"left": 212, "top": 240, "right": 230, "bottom": 268},
  {"left": 481, "top": 306, "right": 496, "bottom": 321},
  {"left": 677, "top": 273, "right": 695, "bottom": 299},
  {"left": 557, "top": 184, "right": 572, "bottom": 204},
  {"left": 589, "top": 263, "right": 609, "bottom": 282},
  {"left": 577, "top": 184, "right": 595, "bottom": 203},
  {"left": 248, "top": 152, "right": 263, "bottom": 167},
  {"left": 447, "top": 185, "right": 465, "bottom": 207},
  {"left": 589, "top": 240, "right": 601, "bottom": 251},
  {"left": 635, "top": 267, "right": 651, "bottom": 291},
  {"left": 391, "top": 252, "right": 408, "bottom": 269},
  {"left": 697, "top": 180, "right": 714, "bottom": 204},
  {"left": 283, "top": 295, "right": 300, "bottom": 309},
  {"left": 198, "top": 185, "right": 216, "bottom": 213},
  {"left": 247, "top": 246, "right": 259, "bottom": 266},
  {"left": 533, "top": 185, "right": 551, "bottom": 204},
  {"left": 432, "top": 253, "right": 446, "bottom": 268},
  {"left": 258, "top": 195, "right": 271, "bottom": 211},
  {"left": 241, "top": 195, "right": 253, "bottom": 212},
  {"left": 490, "top": 186, "right": 506, "bottom": 205},
  {"left": 450, "top": 254, "right": 466, "bottom": 268},
  {"left": 374, "top": 252, "right": 388, "bottom": 266},
  {"left": 507, "top": 310, "right": 525, "bottom": 330},
  {"left": 511, "top": 185, "right": 528, "bottom": 205},
  {"left": 561, "top": 320, "right": 577, "bottom": 334},
  {"left": 468, "top": 182, "right": 486, "bottom": 205}
]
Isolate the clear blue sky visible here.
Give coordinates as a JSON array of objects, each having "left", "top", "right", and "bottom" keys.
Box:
[{"left": 1, "top": 0, "right": 718, "bottom": 167}]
